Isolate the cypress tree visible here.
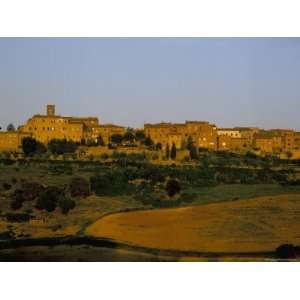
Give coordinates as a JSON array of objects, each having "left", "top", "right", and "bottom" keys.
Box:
[
  {"left": 166, "top": 144, "right": 170, "bottom": 159},
  {"left": 171, "top": 142, "right": 177, "bottom": 160}
]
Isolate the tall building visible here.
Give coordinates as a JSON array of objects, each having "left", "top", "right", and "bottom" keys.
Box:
[
  {"left": 17, "top": 104, "right": 125, "bottom": 146},
  {"left": 19, "top": 104, "right": 99, "bottom": 143}
]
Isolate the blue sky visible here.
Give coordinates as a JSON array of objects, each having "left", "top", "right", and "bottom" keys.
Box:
[{"left": 0, "top": 38, "right": 299, "bottom": 130}]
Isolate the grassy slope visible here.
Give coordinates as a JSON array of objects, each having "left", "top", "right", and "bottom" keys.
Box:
[
  {"left": 187, "top": 184, "right": 300, "bottom": 205},
  {"left": 86, "top": 194, "right": 300, "bottom": 253},
  {"left": 1, "top": 164, "right": 300, "bottom": 240}
]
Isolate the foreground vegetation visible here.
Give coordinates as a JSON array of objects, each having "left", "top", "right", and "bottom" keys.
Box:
[{"left": 0, "top": 151, "right": 300, "bottom": 259}]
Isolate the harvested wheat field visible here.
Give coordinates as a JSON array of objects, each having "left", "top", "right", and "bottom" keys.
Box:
[{"left": 86, "top": 194, "right": 300, "bottom": 253}]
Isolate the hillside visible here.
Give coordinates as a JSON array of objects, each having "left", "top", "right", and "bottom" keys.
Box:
[{"left": 86, "top": 194, "right": 300, "bottom": 253}]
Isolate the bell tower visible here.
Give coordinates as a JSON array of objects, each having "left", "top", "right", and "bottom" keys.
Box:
[{"left": 47, "top": 104, "right": 55, "bottom": 116}]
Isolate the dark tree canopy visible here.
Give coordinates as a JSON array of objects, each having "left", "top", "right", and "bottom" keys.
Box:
[
  {"left": 123, "top": 128, "right": 135, "bottom": 143},
  {"left": 144, "top": 136, "right": 154, "bottom": 147},
  {"left": 22, "top": 137, "right": 38, "bottom": 156},
  {"left": 110, "top": 134, "right": 123, "bottom": 145},
  {"left": 135, "top": 130, "right": 146, "bottom": 141},
  {"left": 171, "top": 143, "right": 177, "bottom": 160},
  {"left": 6, "top": 123, "right": 16, "bottom": 132},
  {"left": 166, "top": 179, "right": 181, "bottom": 197},
  {"left": 69, "top": 177, "right": 90, "bottom": 198},
  {"left": 97, "top": 135, "right": 105, "bottom": 146},
  {"left": 48, "top": 139, "right": 77, "bottom": 155},
  {"left": 166, "top": 144, "right": 170, "bottom": 159}
]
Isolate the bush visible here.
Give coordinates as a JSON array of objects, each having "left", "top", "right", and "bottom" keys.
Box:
[
  {"left": 100, "top": 153, "right": 109, "bottom": 160},
  {"left": 2, "top": 183, "right": 12, "bottom": 191},
  {"left": 166, "top": 179, "right": 181, "bottom": 197},
  {"left": 58, "top": 196, "right": 76, "bottom": 214},
  {"left": 10, "top": 199, "right": 23, "bottom": 210},
  {"left": 35, "top": 186, "right": 62, "bottom": 212},
  {"left": 110, "top": 134, "right": 123, "bottom": 145},
  {"left": 48, "top": 139, "right": 78, "bottom": 155},
  {"left": 275, "top": 244, "right": 300, "bottom": 259},
  {"left": 69, "top": 177, "right": 90, "bottom": 198},
  {"left": 22, "top": 137, "right": 45, "bottom": 156},
  {"left": 10, "top": 189, "right": 25, "bottom": 210},
  {"left": 6, "top": 213, "right": 31, "bottom": 223},
  {"left": 21, "top": 182, "right": 44, "bottom": 201}
]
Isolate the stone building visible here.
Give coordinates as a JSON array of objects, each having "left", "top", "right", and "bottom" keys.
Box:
[
  {"left": 19, "top": 105, "right": 99, "bottom": 144},
  {"left": 89, "top": 124, "right": 126, "bottom": 145},
  {"left": 0, "top": 131, "right": 31, "bottom": 152},
  {"left": 217, "top": 127, "right": 258, "bottom": 151},
  {"left": 144, "top": 121, "right": 217, "bottom": 150},
  {"left": 253, "top": 131, "right": 283, "bottom": 154},
  {"left": 18, "top": 104, "right": 125, "bottom": 146}
]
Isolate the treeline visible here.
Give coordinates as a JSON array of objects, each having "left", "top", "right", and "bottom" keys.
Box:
[{"left": 7, "top": 176, "right": 93, "bottom": 215}]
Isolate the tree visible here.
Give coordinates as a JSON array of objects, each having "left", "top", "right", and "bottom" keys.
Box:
[
  {"left": 275, "top": 244, "right": 299, "bottom": 259},
  {"left": 144, "top": 136, "right": 154, "bottom": 147},
  {"left": 110, "top": 134, "right": 123, "bottom": 145},
  {"left": 186, "top": 136, "right": 194, "bottom": 151},
  {"left": 156, "top": 143, "right": 162, "bottom": 151},
  {"left": 35, "top": 141, "right": 47, "bottom": 155},
  {"left": 58, "top": 196, "right": 75, "bottom": 215},
  {"left": 166, "top": 179, "right": 181, "bottom": 197},
  {"left": 6, "top": 123, "right": 15, "bottom": 132},
  {"left": 166, "top": 144, "right": 170, "bottom": 159},
  {"left": 189, "top": 145, "right": 198, "bottom": 160},
  {"left": 123, "top": 128, "right": 135, "bottom": 143},
  {"left": 22, "top": 137, "right": 38, "bottom": 156},
  {"left": 48, "top": 139, "right": 77, "bottom": 155},
  {"left": 97, "top": 135, "right": 105, "bottom": 146},
  {"left": 186, "top": 136, "right": 198, "bottom": 160},
  {"left": 135, "top": 130, "right": 146, "bottom": 141},
  {"left": 35, "top": 186, "right": 62, "bottom": 212},
  {"left": 69, "top": 177, "right": 90, "bottom": 198},
  {"left": 171, "top": 142, "right": 177, "bottom": 160}
]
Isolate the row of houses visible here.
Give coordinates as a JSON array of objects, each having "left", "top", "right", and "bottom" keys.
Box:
[
  {"left": 144, "top": 122, "right": 300, "bottom": 157},
  {"left": 0, "top": 104, "right": 125, "bottom": 152},
  {"left": 0, "top": 104, "right": 300, "bottom": 158}
]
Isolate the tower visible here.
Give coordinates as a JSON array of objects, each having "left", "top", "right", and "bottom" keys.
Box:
[{"left": 47, "top": 104, "right": 55, "bottom": 116}]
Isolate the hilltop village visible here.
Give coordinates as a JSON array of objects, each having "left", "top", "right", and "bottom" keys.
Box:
[{"left": 0, "top": 104, "right": 300, "bottom": 160}]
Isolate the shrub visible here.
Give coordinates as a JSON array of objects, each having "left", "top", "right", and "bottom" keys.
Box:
[
  {"left": 11, "top": 177, "right": 18, "bottom": 184},
  {"left": 10, "top": 189, "right": 25, "bottom": 210},
  {"left": 144, "top": 136, "right": 154, "bottom": 147},
  {"left": 100, "top": 153, "right": 109, "bottom": 160},
  {"left": 170, "top": 143, "right": 177, "bottom": 160},
  {"left": 69, "top": 177, "right": 90, "bottom": 198},
  {"left": 110, "top": 134, "right": 123, "bottom": 145},
  {"left": 2, "top": 183, "right": 12, "bottom": 191},
  {"left": 21, "top": 182, "right": 44, "bottom": 201},
  {"left": 6, "top": 213, "right": 31, "bottom": 223},
  {"left": 58, "top": 196, "right": 76, "bottom": 214},
  {"left": 22, "top": 137, "right": 45, "bottom": 156},
  {"left": 275, "top": 244, "right": 300, "bottom": 259},
  {"left": 48, "top": 139, "right": 78, "bottom": 155},
  {"left": 35, "top": 186, "right": 62, "bottom": 212},
  {"left": 10, "top": 199, "right": 23, "bottom": 210},
  {"left": 166, "top": 179, "right": 181, "bottom": 197}
]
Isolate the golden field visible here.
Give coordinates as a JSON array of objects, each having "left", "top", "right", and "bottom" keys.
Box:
[{"left": 86, "top": 194, "right": 300, "bottom": 253}]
